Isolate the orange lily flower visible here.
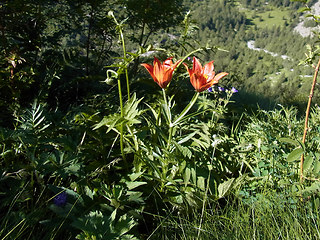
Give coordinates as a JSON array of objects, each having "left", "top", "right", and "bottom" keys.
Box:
[
  {"left": 183, "top": 57, "right": 228, "bottom": 92},
  {"left": 141, "top": 57, "right": 182, "bottom": 89}
]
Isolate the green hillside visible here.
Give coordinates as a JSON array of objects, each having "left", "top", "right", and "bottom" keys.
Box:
[
  {"left": 241, "top": 6, "right": 291, "bottom": 28},
  {"left": 2, "top": 0, "right": 320, "bottom": 239},
  {"left": 178, "top": 0, "right": 318, "bottom": 110}
]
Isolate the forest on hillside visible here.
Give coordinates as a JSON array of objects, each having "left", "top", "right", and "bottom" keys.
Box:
[
  {"left": 3, "top": 0, "right": 320, "bottom": 239},
  {"left": 184, "top": 0, "right": 320, "bottom": 109},
  {"left": 2, "top": 0, "right": 319, "bottom": 116}
]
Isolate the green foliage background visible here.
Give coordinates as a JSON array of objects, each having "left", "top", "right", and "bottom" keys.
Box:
[{"left": 2, "top": 0, "right": 320, "bottom": 239}]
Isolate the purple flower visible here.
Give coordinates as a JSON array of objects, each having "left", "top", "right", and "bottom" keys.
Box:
[
  {"left": 54, "top": 191, "right": 67, "bottom": 207},
  {"left": 218, "top": 86, "right": 225, "bottom": 92},
  {"left": 207, "top": 87, "right": 213, "bottom": 92},
  {"left": 187, "top": 57, "right": 191, "bottom": 61},
  {"left": 231, "top": 87, "right": 238, "bottom": 93}
]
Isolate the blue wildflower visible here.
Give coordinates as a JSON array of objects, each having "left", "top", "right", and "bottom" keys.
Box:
[
  {"left": 54, "top": 191, "right": 67, "bottom": 207},
  {"left": 207, "top": 87, "right": 213, "bottom": 92},
  {"left": 218, "top": 86, "right": 225, "bottom": 92},
  {"left": 160, "top": 39, "right": 167, "bottom": 44},
  {"left": 231, "top": 87, "right": 238, "bottom": 93}
]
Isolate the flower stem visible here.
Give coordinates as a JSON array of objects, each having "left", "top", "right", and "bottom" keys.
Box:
[
  {"left": 176, "top": 48, "right": 204, "bottom": 70},
  {"left": 110, "top": 11, "right": 128, "bottom": 166},
  {"left": 117, "top": 77, "right": 127, "bottom": 166},
  {"left": 300, "top": 57, "right": 320, "bottom": 182},
  {"left": 162, "top": 88, "right": 171, "bottom": 123},
  {"left": 119, "top": 26, "right": 130, "bottom": 101},
  {"left": 110, "top": 11, "right": 130, "bottom": 101},
  {"left": 166, "top": 91, "right": 199, "bottom": 150},
  {"left": 162, "top": 89, "right": 173, "bottom": 150},
  {"left": 167, "top": 127, "right": 173, "bottom": 150},
  {"left": 197, "top": 146, "right": 216, "bottom": 238},
  {"left": 170, "top": 92, "right": 200, "bottom": 127}
]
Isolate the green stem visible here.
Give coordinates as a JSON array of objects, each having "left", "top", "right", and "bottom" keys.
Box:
[
  {"left": 162, "top": 89, "right": 173, "bottom": 150},
  {"left": 197, "top": 145, "right": 216, "bottom": 238},
  {"left": 162, "top": 88, "right": 171, "bottom": 123},
  {"left": 2, "top": 219, "right": 26, "bottom": 240},
  {"left": 167, "top": 126, "right": 173, "bottom": 150},
  {"left": 117, "top": 77, "right": 127, "bottom": 166},
  {"left": 166, "top": 91, "right": 200, "bottom": 150},
  {"left": 162, "top": 88, "right": 168, "bottom": 108},
  {"left": 176, "top": 48, "right": 206, "bottom": 70},
  {"left": 110, "top": 11, "right": 128, "bottom": 166},
  {"left": 120, "top": 29, "right": 130, "bottom": 101},
  {"left": 170, "top": 92, "right": 200, "bottom": 127},
  {"left": 111, "top": 12, "right": 130, "bottom": 101}
]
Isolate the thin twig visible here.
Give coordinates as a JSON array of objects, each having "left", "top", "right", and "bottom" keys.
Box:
[{"left": 300, "top": 57, "right": 320, "bottom": 182}]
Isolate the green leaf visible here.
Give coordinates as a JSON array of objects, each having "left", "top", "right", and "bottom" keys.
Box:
[
  {"left": 191, "top": 167, "right": 197, "bottom": 184},
  {"left": 93, "top": 114, "right": 120, "bottom": 131},
  {"left": 302, "top": 182, "right": 320, "bottom": 194},
  {"left": 218, "top": 178, "right": 234, "bottom": 198},
  {"left": 115, "top": 214, "right": 137, "bottom": 237},
  {"left": 298, "top": 7, "right": 311, "bottom": 13},
  {"left": 262, "top": 169, "right": 269, "bottom": 176},
  {"left": 179, "top": 160, "right": 186, "bottom": 174},
  {"left": 171, "top": 92, "right": 199, "bottom": 127},
  {"left": 286, "top": 148, "right": 303, "bottom": 162},
  {"left": 305, "top": 14, "right": 314, "bottom": 18},
  {"left": 124, "top": 93, "right": 143, "bottom": 120},
  {"left": 197, "top": 176, "right": 205, "bottom": 191},
  {"left": 184, "top": 167, "right": 191, "bottom": 187},
  {"left": 314, "top": 160, "right": 320, "bottom": 174},
  {"left": 175, "top": 142, "right": 192, "bottom": 159},
  {"left": 125, "top": 181, "right": 147, "bottom": 190},
  {"left": 177, "top": 131, "right": 198, "bottom": 144},
  {"left": 176, "top": 110, "right": 206, "bottom": 125},
  {"left": 145, "top": 103, "right": 158, "bottom": 120},
  {"left": 303, "top": 155, "right": 313, "bottom": 172},
  {"left": 315, "top": 198, "right": 320, "bottom": 210},
  {"left": 84, "top": 186, "right": 95, "bottom": 200},
  {"left": 0, "top": 150, "right": 11, "bottom": 157},
  {"left": 127, "top": 191, "right": 144, "bottom": 204},
  {"left": 110, "top": 209, "right": 117, "bottom": 222},
  {"left": 279, "top": 137, "right": 300, "bottom": 146},
  {"left": 129, "top": 172, "right": 144, "bottom": 181}
]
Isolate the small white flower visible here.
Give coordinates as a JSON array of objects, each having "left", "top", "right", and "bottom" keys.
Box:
[{"left": 212, "top": 135, "right": 222, "bottom": 147}]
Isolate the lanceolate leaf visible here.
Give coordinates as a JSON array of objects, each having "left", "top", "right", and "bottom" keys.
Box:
[
  {"left": 279, "top": 137, "right": 300, "bottom": 147},
  {"left": 314, "top": 160, "right": 320, "bottom": 174},
  {"left": 125, "top": 181, "right": 147, "bottom": 190},
  {"left": 183, "top": 167, "right": 191, "bottom": 187},
  {"left": 177, "top": 131, "right": 198, "bottom": 144},
  {"left": 171, "top": 92, "right": 199, "bottom": 127},
  {"left": 218, "top": 178, "right": 235, "bottom": 199},
  {"left": 303, "top": 155, "right": 313, "bottom": 172},
  {"left": 174, "top": 142, "right": 192, "bottom": 159},
  {"left": 286, "top": 148, "right": 304, "bottom": 162}
]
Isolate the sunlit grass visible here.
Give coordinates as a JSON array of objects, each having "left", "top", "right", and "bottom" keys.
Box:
[
  {"left": 151, "top": 192, "right": 320, "bottom": 240},
  {"left": 237, "top": 2, "right": 292, "bottom": 29},
  {"left": 250, "top": 9, "right": 291, "bottom": 28}
]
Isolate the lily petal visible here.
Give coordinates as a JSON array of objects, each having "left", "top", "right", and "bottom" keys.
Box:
[
  {"left": 193, "top": 57, "right": 203, "bottom": 74},
  {"left": 185, "top": 57, "right": 228, "bottom": 92},
  {"left": 212, "top": 72, "right": 229, "bottom": 84},
  {"left": 141, "top": 57, "right": 181, "bottom": 89},
  {"left": 203, "top": 61, "right": 214, "bottom": 76},
  {"left": 141, "top": 63, "right": 156, "bottom": 81}
]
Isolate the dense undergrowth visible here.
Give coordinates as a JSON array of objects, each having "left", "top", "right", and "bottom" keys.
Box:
[{"left": 2, "top": 0, "right": 320, "bottom": 239}]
